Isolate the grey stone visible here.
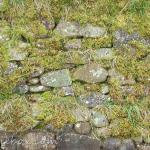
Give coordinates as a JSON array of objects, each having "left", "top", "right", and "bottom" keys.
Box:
[
  {"left": 80, "top": 24, "right": 106, "bottom": 38},
  {"left": 4, "top": 62, "right": 18, "bottom": 75},
  {"left": 73, "top": 63, "right": 108, "bottom": 83},
  {"left": 78, "top": 92, "right": 110, "bottom": 108},
  {"left": 74, "top": 122, "right": 91, "bottom": 134},
  {"left": 28, "top": 78, "right": 39, "bottom": 85},
  {"left": 30, "top": 67, "right": 44, "bottom": 77},
  {"left": 119, "top": 139, "right": 136, "bottom": 150},
  {"left": 103, "top": 138, "right": 122, "bottom": 150},
  {"left": 95, "top": 48, "right": 113, "bottom": 59},
  {"left": 108, "top": 68, "right": 136, "bottom": 85},
  {"left": 91, "top": 111, "right": 109, "bottom": 127},
  {"left": 14, "top": 83, "right": 29, "bottom": 94},
  {"left": 57, "top": 133, "right": 102, "bottom": 150},
  {"left": 56, "top": 20, "right": 80, "bottom": 37},
  {"left": 137, "top": 145, "right": 150, "bottom": 150},
  {"left": 40, "top": 69, "right": 72, "bottom": 87},
  {"left": 22, "top": 131, "right": 57, "bottom": 150},
  {"left": 29, "top": 85, "right": 48, "bottom": 93},
  {"left": 62, "top": 86, "right": 74, "bottom": 96},
  {"left": 64, "top": 39, "right": 82, "bottom": 50},
  {"left": 94, "top": 127, "right": 111, "bottom": 138},
  {"left": 71, "top": 107, "right": 91, "bottom": 122}
]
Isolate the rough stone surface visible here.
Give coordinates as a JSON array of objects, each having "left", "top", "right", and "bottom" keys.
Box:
[
  {"left": 94, "top": 127, "right": 111, "bottom": 139},
  {"left": 28, "top": 78, "right": 39, "bottom": 85},
  {"left": 74, "top": 122, "right": 91, "bottom": 134},
  {"left": 40, "top": 69, "right": 72, "bottom": 87},
  {"left": 74, "top": 63, "right": 108, "bottom": 83},
  {"left": 57, "top": 133, "right": 102, "bottom": 150},
  {"left": 64, "top": 39, "right": 82, "bottom": 50},
  {"left": 78, "top": 92, "right": 110, "bottom": 108},
  {"left": 29, "top": 85, "right": 48, "bottom": 93},
  {"left": 56, "top": 20, "right": 80, "bottom": 37},
  {"left": 119, "top": 139, "right": 136, "bottom": 150},
  {"left": 30, "top": 67, "right": 44, "bottom": 77},
  {"left": 71, "top": 107, "right": 91, "bottom": 122},
  {"left": 91, "top": 111, "right": 109, "bottom": 127},
  {"left": 62, "top": 86, "right": 74, "bottom": 96},
  {"left": 22, "top": 131, "right": 57, "bottom": 150},
  {"left": 101, "top": 84, "right": 109, "bottom": 94},
  {"left": 14, "top": 83, "right": 29, "bottom": 94},
  {"left": 137, "top": 145, "right": 150, "bottom": 150},
  {"left": 9, "top": 49, "right": 28, "bottom": 61},
  {"left": 103, "top": 138, "right": 122, "bottom": 150},
  {"left": 4, "top": 62, "right": 18, "bottom": 75},
  {"left": 95, "top": 48, "right": 113, "bottom": 59},
  {"left": 80, "top": 24, "right": 106, "bottom": 37}
]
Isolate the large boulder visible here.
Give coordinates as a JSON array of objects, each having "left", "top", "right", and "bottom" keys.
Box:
[
  {"left": 40, "top": 69, "right": 72, "bottom": 87},
  {"left": 73, "top": 63, "right": 108, "bottom": 83}
]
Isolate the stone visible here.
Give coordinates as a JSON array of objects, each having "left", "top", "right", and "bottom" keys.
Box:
[
  {"left": 40, "top": 69, "right": 72, "bottom": 87},
  {"left": 28, "top": 78, "right": 39, "bottom": 85},
  {"left": 73, "top": 63, "right": 108, "bottom": 83},
  {"left": 14, "top": 83, "right": 29, "bottom": 94},
  {"left": 57, "top": 133, "right": 102, "bottom": 150},
  {"left": 30, "top": 67, "right": 44, "bottom": 77},
  {"left": 119, "top": 139, "right": 136, "bottom": 150},
  {"left": 56, "top": 20, "right": 80, "bottom": 37},
  {"left": 74, "top": 122, "right": 91, "bottom": 134},
  {"left": 94, "top": 127, "right": 111, "bottom": 138},
  {"left": 4, "top": 62, "right": 18, "bottom": 75},
  {"left": 95, "top": 48, "right": 113, "bottom": 59},
  {"left": 9, "top": 48, "right": 28, "bottom": 61},
  {"left": 29, "top": 85, "right": 48, "bottom": 93},
  {"left": 78, "top": 92, "right": 110, "bottom": 108},
  {"left": 108, "top": 68, "right": 135, "bottom": 85},
  {"left": 80, "top": 24, "right": 106, "bottom": 38},
  {"left": 103, "top": 138, "right": 122, "bottom": 150},
  {"left": 101, "top": 84, "right": 109, "bottom": 94},
  {"left": 64, "top": 39, "right": 82, "bottom": 50},
  {"left": 62, "top": 86, "right": 74, "bottom": 96},
  {"left": 91, "top": 111, "right": 109, "bottom": 127},
  {"left": 71, "top": 107, "right": 91, "bottom": 122},
  {"left": 137, "top": 145, "right": 150, "bottom": 150},
  {"left": 22, "top": 131, "right": 57, "bottom": 150}
]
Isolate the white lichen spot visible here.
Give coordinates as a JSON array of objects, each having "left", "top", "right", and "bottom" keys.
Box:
[{"left": 89, "top": 69, "right": 103, "bottom": 78}]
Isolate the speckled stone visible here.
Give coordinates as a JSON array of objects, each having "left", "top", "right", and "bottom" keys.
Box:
[{"left": 64, "top": 39, "right": 82, "bottom": 50}]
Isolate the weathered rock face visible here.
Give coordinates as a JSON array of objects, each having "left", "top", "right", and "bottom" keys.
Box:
[
  {"left": 4, "top": 62, "right": 18, "bottom": 75},
  {"left": 94, "top": 127, "right": 111, "bottom": 138},
  {"left": 40, "top": 69, "right": 72, "bottom": 87},
  {"left": 56, "top": 21, "right": 80, "bottom": 37},
  {"left": 57, "top": 133, "right": 102, "bottom": 150},
  {"left": 64, "top": 39, "right": 82, "bottom": 50},
  {"left": 30, "top": 67, "right": 44, "bottom": 78},
  {"left": 29, "top": 85, "right": 48, "bottom": 92},
  {"left": 74, "top": 122, "right": 91, "bottom": 134},
  {"left": 21, "top": 131, "right": 57, "bottom": 150},
  {"left": 14, "top": 83, "right": 29, "bottom": 94},
  {"left": 62, "top": 86, "right": 74, "bottom": 96},
  {"left": 28, "top": 78, "right": 39, "bottom": 85},
  {"left": 73, "top": 63, "right": 108, "bottom": 83},
  {"left": 78, "top": 92, "right": 110, "bottom": 108},
  {"left": 80, "top": 24, "right": 106, "bottom": 38},
  {"left": 95, "top": 48, "right": 113, "bottom": 59},
  {"left": 91, "top": 111, "right": 109, "bottom": 127}
]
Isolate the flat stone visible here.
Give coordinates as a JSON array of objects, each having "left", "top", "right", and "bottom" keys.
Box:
[
  {"left": 22, "top": 131, "right": 57, "bottom": 150},
  {"left": 80, "top": 24, "right": 106, "bottom": 38},
  {"left": 94, "top": 127, "right": 111, "bottom": 138},
  {"left": 74, "top": 122, "right": 91, "bottom": 134},
  {"left": 73, "top": 63, "right": 108, "bottom": 83},
  {"left": 64, "top": 39, "right": 82, "bottom": 50},
  {"left": 4, "top": 62, "right": 18, "bottom": 75},
  {"left": 71, "top": 107, "right": 91, "bottom": 122},
  {"left": 103, "top": 138, "right": 122, "bottom": 150},
  {"left": 56, "top": 20, "right": 80, "bottom": 37},
  {"left": 30, "top": 67, "right": 44, "bottom": 77},
  {"left": 29, "top": 85, "right": 48, "bottom": 93},
  {"left": 95, "top": 48, "right": 113, "bottom": 59},
  {"left": 57, "top": 133, "right": 102, "bottom": 150},
  {"left": 91, "top": 111, "right": 109, "bottom": 127},
  {"left": 40, "top": 69, "right": 72, "bottom": 87},
  {"left": 78, "top": 92, "right": 110, "bottom": 108},
  {"left": 28, "top": 78, "right": 39, "bottom": 85}
]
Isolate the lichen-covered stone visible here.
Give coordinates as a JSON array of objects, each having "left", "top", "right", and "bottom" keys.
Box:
[
  {"left": 29, "top": 85, "right": 48, "bottom": 93},
  {"left": 40, "top": 69, "right": 72, "bottom": 87},
  {"left": 64, "top": 39, "right": 82, "bottom": 50},
  {"left": 95, "top": 48, "right": 113, "bottom": 59},
  {"left": 91, "top": 111, "right": 109, "bottom": 128},
  {"left": 56, "top": 20, "right": 80, "bottom": 37},
  {"left": 4, "top": 62, "right": 18, "bottom": 75},
  {"left": 73, "top": 63, "right": 108, "bottom": 83},
  {"left": 80, "top": 24, "right": 106, "bottom": 38},
  {"left": 78, "top": 92, "right": 110, "bottom": 108},
  {"left": 57, "top": 133, "right": 102, "bottom": 150},
  {"left": 74, "top": 122, "right": 91, "bottom": 134}
]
